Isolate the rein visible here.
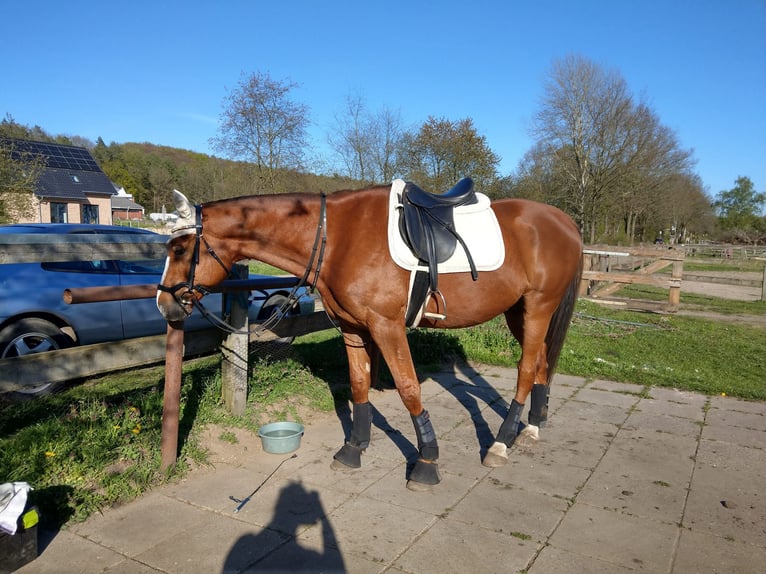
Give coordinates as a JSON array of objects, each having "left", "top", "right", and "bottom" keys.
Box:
[{"left": 159, "top": 194, "right": 327, "bottom": 336}]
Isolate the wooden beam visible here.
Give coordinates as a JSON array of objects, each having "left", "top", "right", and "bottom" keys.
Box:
[
  {"left": 0, "top": 234, "right": 167, "bottom": 263},
  {"left": 0, "top": 312, "right": 335, "bottom": 393}
]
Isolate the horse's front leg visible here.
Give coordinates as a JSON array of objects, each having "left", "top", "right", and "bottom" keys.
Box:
[
  {"left": 372, "top": 322, "right": 441, "bottom": 491},
  {"left": 332, "top": 330, "right": 379, "bottom": 470}
]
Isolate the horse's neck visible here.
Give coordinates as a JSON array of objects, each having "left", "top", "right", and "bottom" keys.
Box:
[{"left": 207, "top": 194, "right": 322, "bottom": 278}]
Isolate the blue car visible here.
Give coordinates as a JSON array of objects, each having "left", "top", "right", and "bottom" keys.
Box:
[{"left": 0, "top": 224, "right": 315, "bottom": 395}]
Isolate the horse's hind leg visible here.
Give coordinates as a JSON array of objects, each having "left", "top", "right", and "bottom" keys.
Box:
[
  {"left": 482, "top": 302, "right": 554, "bottom": 468},
  {"left": 332, "top": 331, "right": 378, "bottom": 470}
]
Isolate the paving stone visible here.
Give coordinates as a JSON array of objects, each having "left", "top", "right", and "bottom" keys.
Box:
[
  {"left": 684, "top": 440, "right": 766, "bottom": 546},
  {"left": 575, "top": 386, "right": 642, "bottom": 409},
  {"left": 68, "top": 492, "right": 211, "bottom": 557},
  {"left": 300, "top": 494, "right": 434, "bottom": 566},
  {"left": 14, "top": 529, "right": 126, "bottom": 574},
  {"left": 549, "top": 503, "right": 678, "bottom": 572},
  {"left": 529, "top": 545, "right": 639, "bottom": 574},
  {"left": 135, "top": 512, "right": 287, "bottom": 574},
  {"left": 447, "top": 478, "right": 570, "bottom": 542},
  {"left": 708, "top": 395, "right": 766, "bottom": 418},
  {"left": 392, "top": 516, "right": 542, "bottom": 574},
  {"left": 672, "top": 528, "right": 766, "bottom": 574},
  {"left": 639, "top": 387, "right": 709, "bottom": 421},
  {"left": 554, "top": 398, "right": 632, "bottom": 426},
  {"left": 623, "top": 408, "right": 704, "bottom": 439},
  {"left": 589, "top": 379, "right": 646, "bottom": 395}
]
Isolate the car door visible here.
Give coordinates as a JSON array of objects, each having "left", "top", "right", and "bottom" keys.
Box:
[{"left": 116, "top": 257, "right": 220, "bottom": 338}]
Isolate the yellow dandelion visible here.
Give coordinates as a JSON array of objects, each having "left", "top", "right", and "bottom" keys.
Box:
[
  {"left": 45, "top": 451, "right": 56, "bottom": 457},
  {"left": 132, "top": 424, "right": 141, "bottom": 434},
  {"left": 721, "top": 392, "right": 727, "bottom": 397}
]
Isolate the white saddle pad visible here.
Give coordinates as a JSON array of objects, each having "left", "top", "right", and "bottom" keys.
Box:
[{"left": 387, "top": 179, "right": 505, "bottom": 273}]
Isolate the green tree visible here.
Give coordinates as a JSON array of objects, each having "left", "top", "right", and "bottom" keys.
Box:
[
  {"left": 0, "top": 139, "right": 44, "bottom": 223},
  {"left": 398, "top": 116, "right": 500, "bottom": 193},
  {"left": 713, "top": 176, "right": 766, "bottom": 243}
]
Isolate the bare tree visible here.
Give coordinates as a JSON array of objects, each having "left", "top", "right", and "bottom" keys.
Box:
[
  {"left": 329, "top": 94, "right": 404, "bottom": 185},
  {"left": 211, "top": 72, "right": 310, "bottom": 193},
  {"left": 529, "top": 55, "right": 696, "bottom": 243}
]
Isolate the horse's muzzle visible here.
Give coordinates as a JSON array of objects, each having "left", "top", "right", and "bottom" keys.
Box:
[{"left": 156, "top": 284, "right": 196, "bottom": 322}]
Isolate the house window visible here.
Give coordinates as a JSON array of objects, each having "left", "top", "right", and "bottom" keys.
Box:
[
  {"left": 50, "top": 203, "right": 68, "bottom": 223},
  {"left": 82, "top": 204, "right": 99, "bottom": 224}
]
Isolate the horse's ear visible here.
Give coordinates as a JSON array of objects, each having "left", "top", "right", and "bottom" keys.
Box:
[{"left": 172, "top": 189, "right": 194, "bottom": 220}]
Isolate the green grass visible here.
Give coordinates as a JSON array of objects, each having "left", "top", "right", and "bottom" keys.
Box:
[
  {"left": 1, "top": 293, "right": 764, "bottom": 530},
  {"left": 0, "top": 350, "right": 336, "bottom": 529}
]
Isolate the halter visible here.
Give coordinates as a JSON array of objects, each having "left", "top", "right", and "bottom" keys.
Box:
[{"left": 158, "top": 194, "right": 327, "bottom": 335}]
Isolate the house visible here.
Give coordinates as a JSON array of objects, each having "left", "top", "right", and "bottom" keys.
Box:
[
  {"left": 3, "top": 139, "right": 140, "bottom": 225},
  {"left": 111, "top": 187, "right": 145, "bottom": 221}
]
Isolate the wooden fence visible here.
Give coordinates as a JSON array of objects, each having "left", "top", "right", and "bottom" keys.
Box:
[
  {"left": 0, "top": 234, "right": 333, "bottom": 396},
  {"left": 580, "top": 246, "right": 686, "bottom": 310}
]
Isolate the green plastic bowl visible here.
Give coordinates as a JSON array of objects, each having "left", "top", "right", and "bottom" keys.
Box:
[{"left": 257, "top": 421, "right": 304, "bottom": 454}]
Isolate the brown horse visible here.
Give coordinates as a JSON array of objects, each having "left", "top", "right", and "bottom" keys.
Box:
[{"left": 156, "top": 180, "right": 583, "bottom": 490}]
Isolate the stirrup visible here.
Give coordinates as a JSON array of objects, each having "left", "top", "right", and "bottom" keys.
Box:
[{"left": 423, "top": 289, "right": 447, "bottom": 321}]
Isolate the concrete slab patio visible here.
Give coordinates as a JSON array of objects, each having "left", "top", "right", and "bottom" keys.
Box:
[{"left": 15, "top": 363, "right": 766, "bottom": 573}]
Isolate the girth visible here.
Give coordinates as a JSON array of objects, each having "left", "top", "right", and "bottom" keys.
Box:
[{"left": 397, "top": 178, "right": 480, "bottom": 325}]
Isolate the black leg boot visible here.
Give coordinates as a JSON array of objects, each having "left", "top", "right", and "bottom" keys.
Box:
[{"left": 333, "top": 402, "right": 372, "bottom": 469}]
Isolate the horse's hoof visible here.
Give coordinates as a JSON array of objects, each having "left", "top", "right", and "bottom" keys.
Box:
[
  {"left": 482, "top": 442, "right": 509, "bottom": 468},
  {"left": 331, "top": 458, "right": 358, "bottom": 471},
  {"left": 332, "top": 443, "right": 363, "bottom": 469},
  {"left": 407, "top": 459, "right": 441, "bottom": 490},
  {"left": 406, "top": 479, "right": 435, "bottom": 492},
  {"left": 520, "top": 423, "right": 539, "bottom": 441}
]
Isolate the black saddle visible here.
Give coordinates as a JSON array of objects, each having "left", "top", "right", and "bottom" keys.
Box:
[{"left": 398, "top": 177, "right": 479, "bottom": 325}]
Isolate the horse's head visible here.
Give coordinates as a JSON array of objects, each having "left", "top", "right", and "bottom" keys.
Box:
[{"left": 156, "top": 190, "right": 233, "bottom": 322}]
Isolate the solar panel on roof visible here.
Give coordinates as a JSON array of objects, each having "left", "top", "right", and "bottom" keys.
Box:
[{"left": 6, "top": 140, "right": 101, "bottom": 171}]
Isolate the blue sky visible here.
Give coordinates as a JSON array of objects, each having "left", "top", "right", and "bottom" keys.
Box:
[{"left": 3, "top": 0, "right": 764, "bottom": 198}]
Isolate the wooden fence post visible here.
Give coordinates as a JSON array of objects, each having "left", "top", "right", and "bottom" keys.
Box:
[
  {"left": 579, "top": 252, "right": 592, "bottom": 296},
  {"left": 668, "top": 257, "right": 684, "bottom": 311},
  {"left": 161, "top": 320, "right": 185, "bottom": 471},
  {"left": 221, "top": 264, "right": 249, "bottom": 415},
  {"left": 761, "top": 265, "right": 766, "bottom": 303}
]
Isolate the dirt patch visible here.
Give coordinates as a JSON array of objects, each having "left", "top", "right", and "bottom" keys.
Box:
[{"left": 682, "top": 271, "right": 763, "bottom": 302}]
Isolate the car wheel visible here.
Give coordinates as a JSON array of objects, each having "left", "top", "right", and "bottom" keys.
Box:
[
  {"left": 249, "top": 294, "right": 295, "bottom": 358},
  {"left": 0, "top": 318, "right": 74, "bottom": 397}
]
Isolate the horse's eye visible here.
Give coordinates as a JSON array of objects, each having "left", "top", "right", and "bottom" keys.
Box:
[{"left": 172, "top": 245, "right": 186, "bottom": 257}]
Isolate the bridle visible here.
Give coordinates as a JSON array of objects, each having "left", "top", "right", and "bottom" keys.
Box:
[{"left": 157, "top": 194, "right": 327, "bottom": 335}]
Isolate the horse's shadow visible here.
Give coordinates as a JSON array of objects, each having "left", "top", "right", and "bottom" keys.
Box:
[
  {"left": 427, "top": 360, "right": 512, "bottom": 459},
  {"left": 222, "top": 481, "right": 345, "bottom": 573},
  {"left": 334, "top": 358, "right": 514, "bottom": 467}
]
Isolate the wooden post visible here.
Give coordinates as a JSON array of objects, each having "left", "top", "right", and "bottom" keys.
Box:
[
  {"left": 221, "top": 264, "right": 249, "bottom": 415},
  {"left": 161, "top": 320, "right": 185, "bottom": 471},
  {"left": 761, "top": 265, "right": 766, "bottom": 303},
  {"left": 668, "top": 258, "right": 684, "bottom": 311},
  {"left": 579, "top": 252, "right": 592, "bottom": 296}
]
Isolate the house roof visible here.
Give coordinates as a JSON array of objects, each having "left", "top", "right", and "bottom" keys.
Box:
[
  {"left": 111, "top": 195, "right": 144, "bottom": 211},
  {"left": 2, "top": 138, "right": 117, "bottom": 201}
]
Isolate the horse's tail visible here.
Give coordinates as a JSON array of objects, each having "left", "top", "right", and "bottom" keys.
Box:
[{"left": 544, "top": 254, "right": 582, "bottom": 385}]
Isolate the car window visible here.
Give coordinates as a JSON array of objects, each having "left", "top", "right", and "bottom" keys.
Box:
[
  {"left": 117, "top": 258, "right": 167, "bottom": 274},
  {"left": 42, "top": 260, "right": 116, "bottom": 273}
]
